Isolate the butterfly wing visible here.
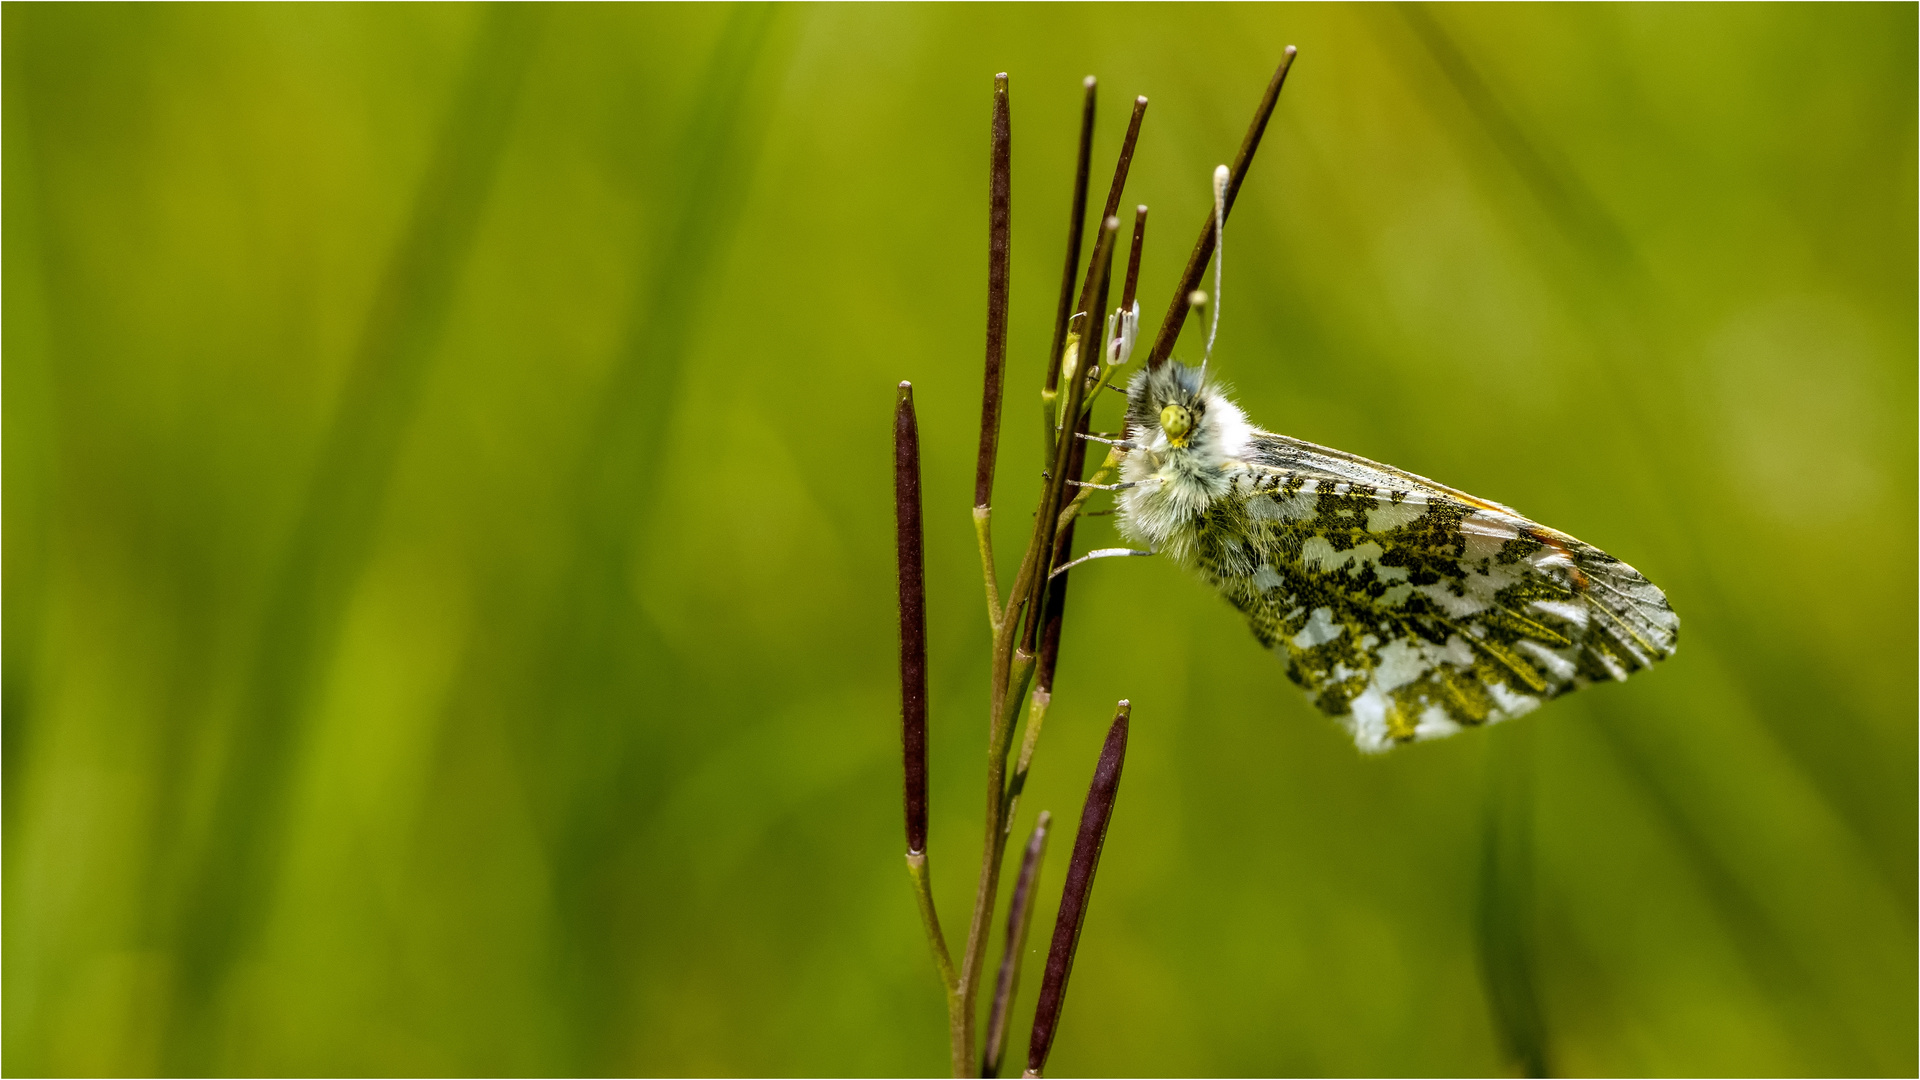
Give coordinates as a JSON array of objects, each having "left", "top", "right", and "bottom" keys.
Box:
[{"left": 1192, "top": 431, "right": 1678, "bottom": 752}]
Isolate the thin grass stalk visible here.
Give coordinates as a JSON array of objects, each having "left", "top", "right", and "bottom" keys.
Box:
[
  {"left": 974, "top": 73, "right": 1014, "bottom": 631},
  {"left": 1477, "top": 726, "right": 1551, "bottom": 1077},
  {"left": 1024, "top": 702, "right": 1132, "bottom": 1078},
  {"left": 1145, "top": 46, "right": 1296, "bottom": 370},
  {"left": 983, "top": 813, "right": 1053, "bottom": 1078},
  {"left": 161, "top": 10, "right": 548, "bottom": 1067}
]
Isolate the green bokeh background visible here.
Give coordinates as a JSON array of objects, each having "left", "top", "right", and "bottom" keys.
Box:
[{"left": 5, "top": 3, "right": 1914, "bottom": 1076}]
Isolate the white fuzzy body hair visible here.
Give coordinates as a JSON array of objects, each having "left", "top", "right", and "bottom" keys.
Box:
[{"left": 1117, "top": 360, "right": 1253, "bottom": 565}]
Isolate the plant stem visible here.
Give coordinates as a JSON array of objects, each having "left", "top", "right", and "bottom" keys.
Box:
[
  {"left": 975, "top": 509, "right": 1003, "bottom": 635},
  {"left": 1048, "top": 96, "right": 1143, "bottom": 454},
  {"left": 1026, "top": 218, "right": 1118, "bottom": 653},
  {"left": 1007, "top": 442, "right": 1115, "bottom": 837},
  {"left": 983, "top": 814, "right": 1053, "bottom": 1078},
  {"left": 957, "top": 637, "right": 1031, "bottom": 1074},
  {"left": 968, "top": 126, "right": 1135, "bottom": 1078},
  {"left": 1002, "top": 690, "right": 1051, "bottom": 831},
  {"left": 1034, "top": 418, "right": 1091, "bottom": 696},
  {"left": 907, "top": 852, "right": 965, "bottom": 1074},
  {"left": 908, "top": 853, "right": 960, "bottom": 993},
  {"left": 956, "top": 218, "right": 1115, "bottom": 1077},
  {"left": 1054, "top": 449, "right": 1120, "bottom": 535}
]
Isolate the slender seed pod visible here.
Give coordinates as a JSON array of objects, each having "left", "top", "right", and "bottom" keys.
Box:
[
  {"left": 975, "top": 74, "right": 1013, "bottom": 510},
  {"left": 1025, "top": 703, "right": 1131, "bottom": 1078},
  {"left": 1044, "top": 77, "right": 1098, "bottom": 400},
  {"left": 1147, "top": 46, "right": 1296, "bottom": 370},
  {"left": 895, "top": 382, "right": 929, "bottom": 854}
]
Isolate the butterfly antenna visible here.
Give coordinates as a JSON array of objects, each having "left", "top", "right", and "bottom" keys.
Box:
[{"left": 1199, "top": 164, "right": 1229, "bottom": 381}]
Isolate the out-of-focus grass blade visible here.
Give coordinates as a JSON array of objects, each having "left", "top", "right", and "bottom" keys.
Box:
[
  {"left": 1, "top": 5, "right": 59, "bottom": 836},
  {"left": 1592, "top": 717, "right": 1875, "bottom": 1072},
  {"left": 517, "top": 2, "right": 783, "bottom": 1064},
  {"left": 1476, "top": 725, "right": 1551, "bottom": 1078},
  {"left": 162, "top": 6, "right": 545, "bottom": 1070},
  {"left": 1389, "top": 13, "right": 1899, "bottom": 1069}
]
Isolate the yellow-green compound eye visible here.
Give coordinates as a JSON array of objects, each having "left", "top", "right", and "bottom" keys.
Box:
[{"left": 1160, "top": 403, "right": 1194, "bottom": 446}]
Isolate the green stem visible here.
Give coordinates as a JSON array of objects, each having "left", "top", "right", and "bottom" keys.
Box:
[
  {"left": 907, "top": 852, "right": 965, "bottom": 1075},
  {"left": 1055, "top": 447, "right": 1120, "bottom": 535},
  {"left": 956, "top": 639, "right": 1035, "bottom": 1075},
  {"left": 1040, "top": 383, "right": 1059, "bottom": 466},
  {"left": 974, "top": 507, "right": 1002, "bottom": 635},
  {"left": 983, "top": 813, "right": 1053, "bottom": 1077},
  {"left": 1002, "top": 688, "right": 1051, "bottom": 831}
]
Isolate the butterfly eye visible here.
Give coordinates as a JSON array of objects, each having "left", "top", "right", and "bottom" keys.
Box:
[{"left": 1160, "top": 403, "right": 1193, "bottom": 446}]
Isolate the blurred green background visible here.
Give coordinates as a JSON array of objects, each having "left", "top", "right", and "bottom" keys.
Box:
[{"left": 5, "top": 3, "right": 1914, "bottom": 1076}]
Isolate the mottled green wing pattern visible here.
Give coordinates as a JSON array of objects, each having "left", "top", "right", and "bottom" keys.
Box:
[{"left": 1191, "top": 432, "right": 1678, "bottom": 752}]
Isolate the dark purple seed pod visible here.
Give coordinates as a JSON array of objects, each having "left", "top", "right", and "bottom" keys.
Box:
[
  {"left": 1146, "top": 46, "right": 1296, "bottom": 370},
  {"left": 1044, "top": 77, "right": 1097, "bottom": 399},
  {"left": 1122, "top": 204, "right": 1148, "bottom": 314},
  {"left": 1025, "top": 702, "right": 1131, "bottom": 1077},
  {"left": 975, "top": 73, "right": 1012, "bottom": 511},
  {"left": 1096, "top": 95, "right": 1148, "bottom": 226},
  {"left": 895, "top": 381, "right": 928, "bottom": 855}
]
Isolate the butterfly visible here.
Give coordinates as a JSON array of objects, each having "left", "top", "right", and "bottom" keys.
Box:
[
  {"left": 1068, "top": 167, "right": 1678, "bottom": 752},
  {"left": 1107, "top": 360, "right": 1678, "bottom": 752}
]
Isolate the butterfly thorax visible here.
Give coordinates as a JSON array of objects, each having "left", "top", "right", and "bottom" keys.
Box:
[{"left": 1116, "top": 361, "right": 1256, "bottom": 564}]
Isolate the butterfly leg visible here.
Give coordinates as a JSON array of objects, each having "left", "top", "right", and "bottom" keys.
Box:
[
  {"left": 1066, "top": 478, "right": 1148, "bottom": 491},
  {"left": 1075, "top": 431, "right": 1138, "bottom": 450},
  {"left": 1048, "top": 546, "right": 1155, "bottom": 580}
]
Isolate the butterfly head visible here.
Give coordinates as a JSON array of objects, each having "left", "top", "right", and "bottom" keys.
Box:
[
  {"left": 1116, "top": 359, "right": 1253, "bottom": 549},
  {"left": 1123, "top": 359, "right": 1243, "bottom": 462},
  {"left": 1159, "top": 402, "right": 1195, "bottom": 447}
]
